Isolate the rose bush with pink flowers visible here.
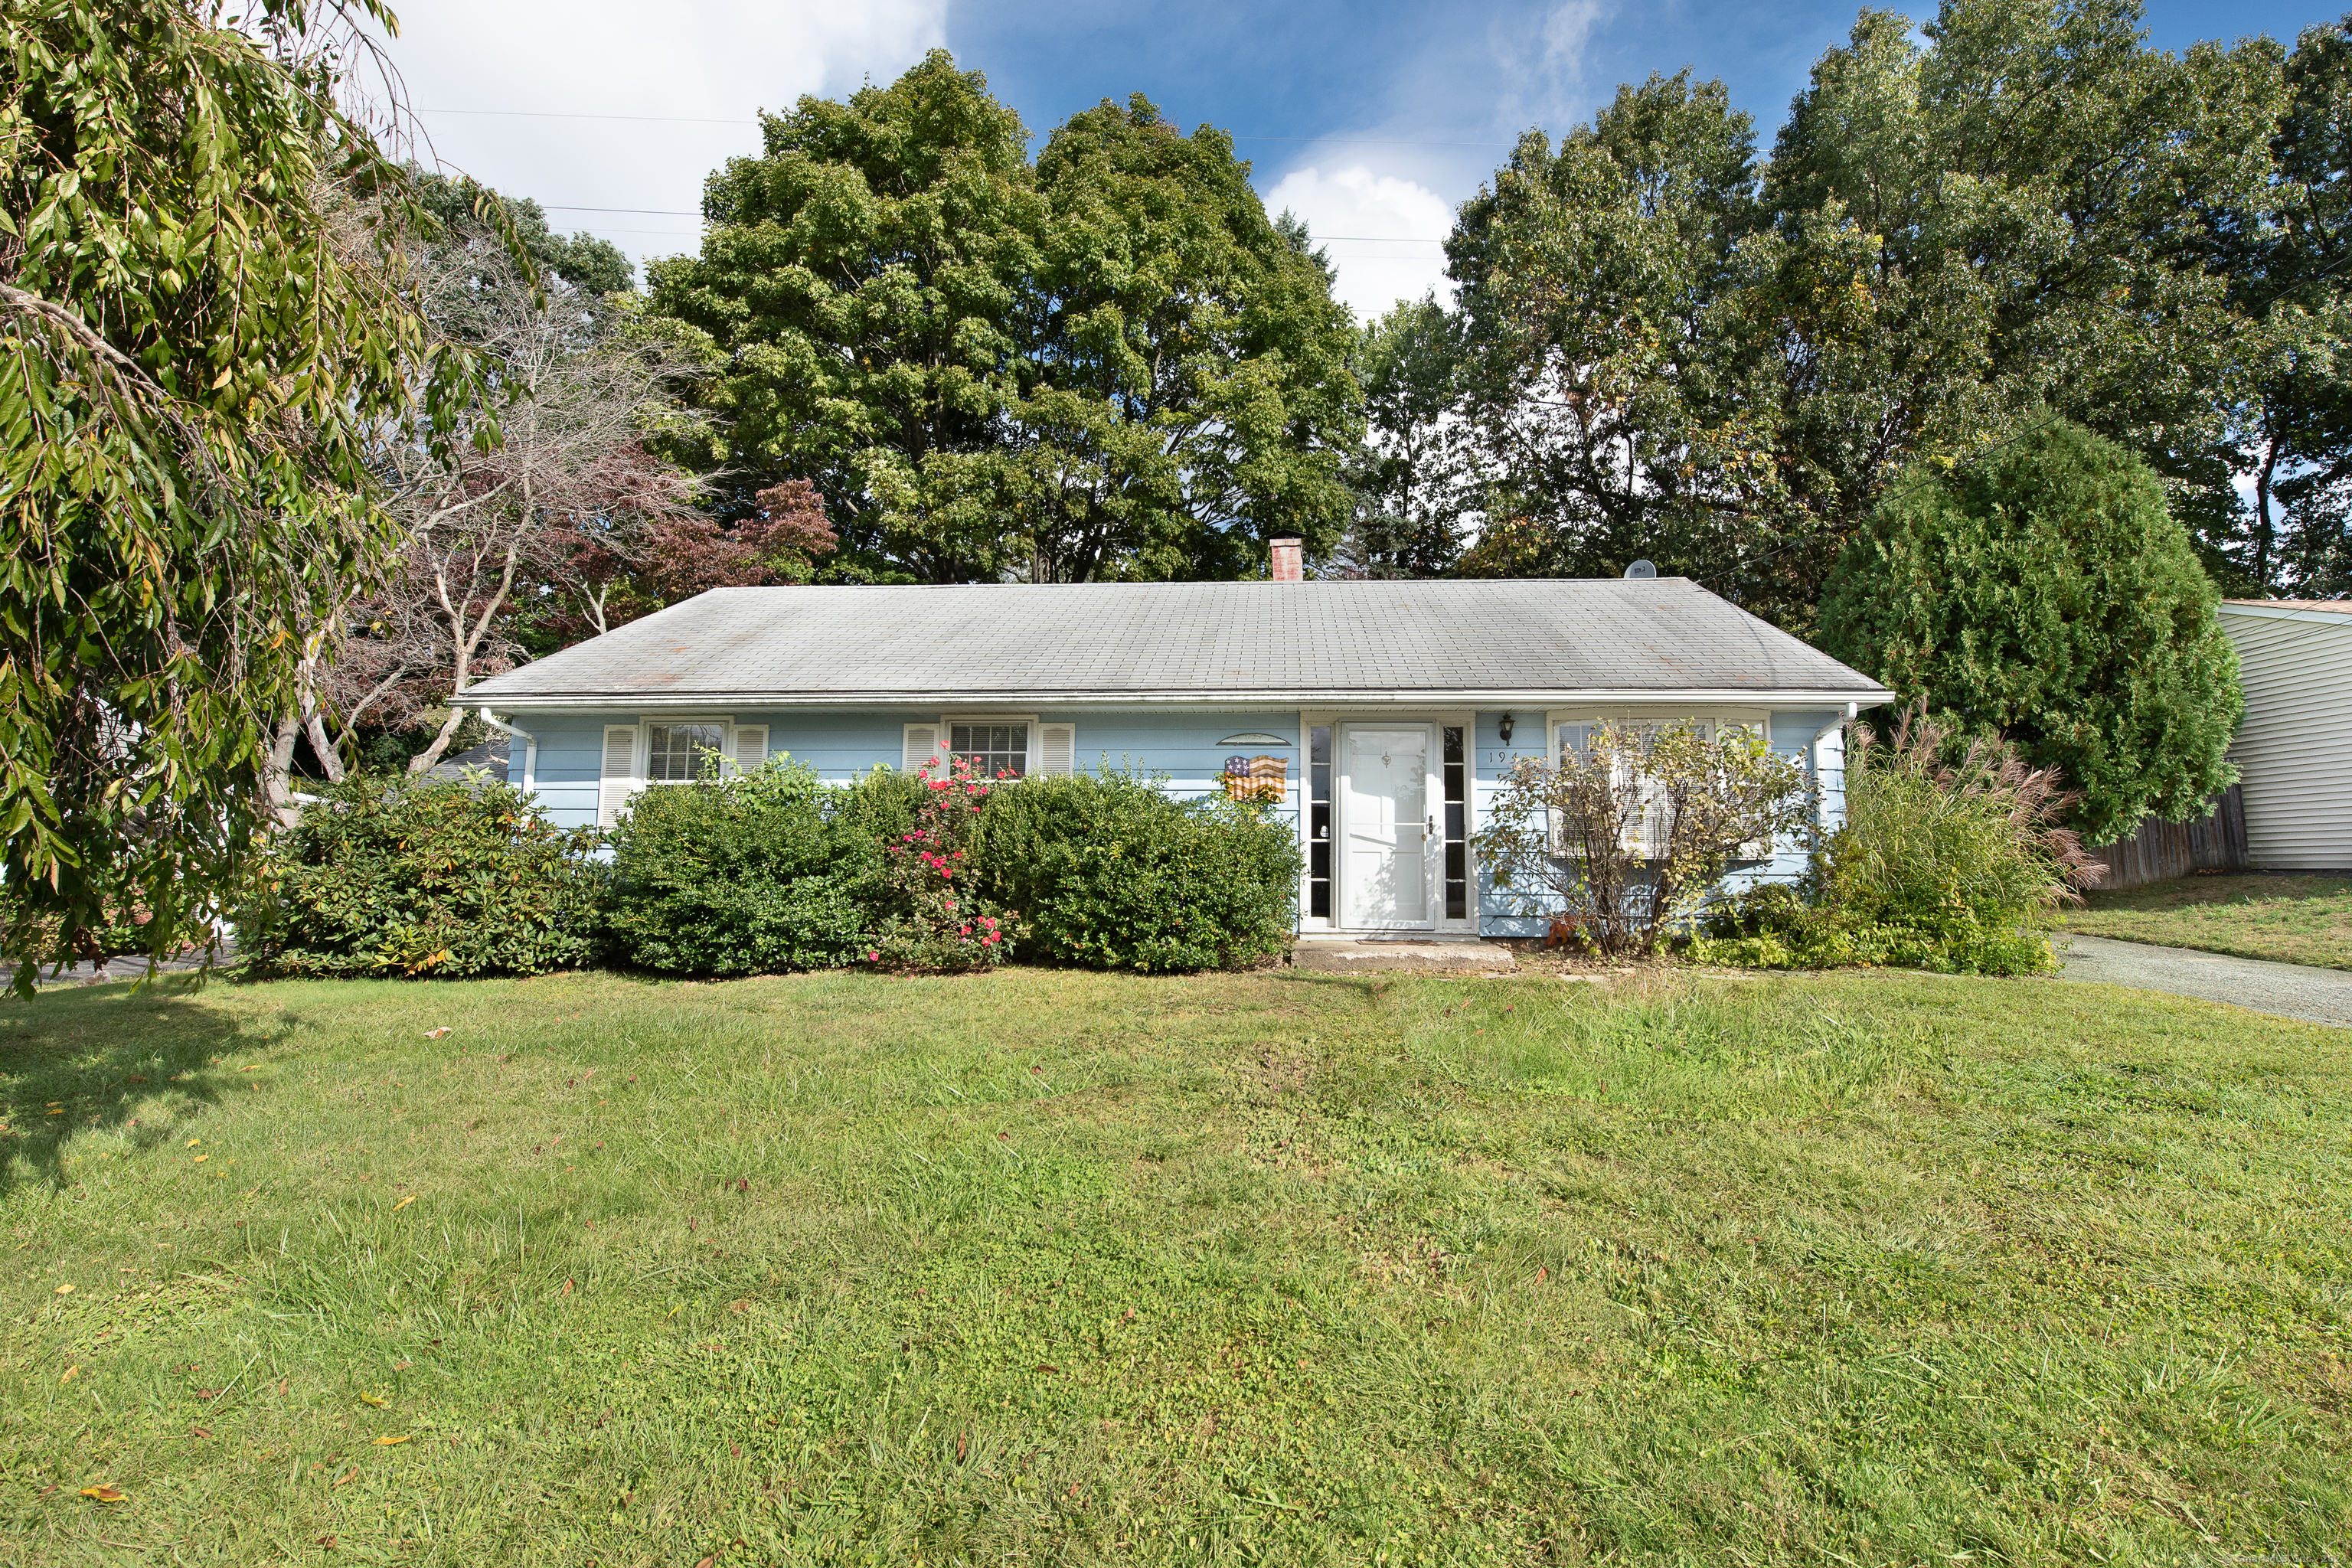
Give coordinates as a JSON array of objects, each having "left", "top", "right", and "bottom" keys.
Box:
[{"left": 863, "top": 755, "right": 1022, "bottom": 972}]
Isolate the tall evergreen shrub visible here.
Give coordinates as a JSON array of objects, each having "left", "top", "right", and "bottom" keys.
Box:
[
  {"left": 1819, "top": 420, "right": 2242, "bottom": 844},
  {"left": 605, "top": 759, "right": 880, "bottom": 975}
]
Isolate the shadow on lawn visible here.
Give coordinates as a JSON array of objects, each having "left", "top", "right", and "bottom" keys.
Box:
[{"left": 0, "top": 974, "right": 265, "bottom": 1196}]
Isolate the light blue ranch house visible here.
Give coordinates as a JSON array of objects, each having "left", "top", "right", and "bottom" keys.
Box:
[{"left": 453, "top": 542, "right": 1892, "bottom": 939}]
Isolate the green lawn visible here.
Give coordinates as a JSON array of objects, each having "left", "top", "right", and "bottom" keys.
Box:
[
  {"left": 2061, "top": 872, "right": 2352, "bottom": 969},
  {"left": 2, "top": 965, "right": 2347, "bottom": 1565}
]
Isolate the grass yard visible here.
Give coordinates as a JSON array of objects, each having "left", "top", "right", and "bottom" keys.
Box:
[
  {"left": 2061, "top": 872, "right": 2352, "bottom": 970},
  {"left": 2, "top": 965, "right": 2347, "bottom": 1566}
]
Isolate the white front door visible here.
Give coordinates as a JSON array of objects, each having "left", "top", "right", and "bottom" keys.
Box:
[{"left": 1340, "top": 726, "right": 1432, "bottom": 929}]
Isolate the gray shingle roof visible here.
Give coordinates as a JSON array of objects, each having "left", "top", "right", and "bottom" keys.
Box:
[{"left": 457, "top": 578, "right": 1891, "bottom": 708}]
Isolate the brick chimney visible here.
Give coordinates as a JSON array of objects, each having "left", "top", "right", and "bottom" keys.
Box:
[{"left": 1269, "top": 535, "right": 1304, "bottom": 582}]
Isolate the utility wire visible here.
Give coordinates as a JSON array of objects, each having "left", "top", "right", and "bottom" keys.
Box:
[{"left": 423, "top": 106, "right": 1515, "bottom": 149}]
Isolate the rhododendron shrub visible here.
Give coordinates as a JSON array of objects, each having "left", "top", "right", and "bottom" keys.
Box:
[{"left": 866, "top": 755, "right": 1020, "bottom": 972}]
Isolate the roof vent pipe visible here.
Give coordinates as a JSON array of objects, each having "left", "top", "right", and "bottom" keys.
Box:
[
  {"left": 1269, "top": 535, "right": 1304, "bottom": 582},
  {"left": 1624, "top": 559, "right": 1657, "bottom": 579}
]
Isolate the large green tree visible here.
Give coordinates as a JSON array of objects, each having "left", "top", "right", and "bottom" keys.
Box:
[
  {"left": 0, "top": 0, "right": 475, "bottom": 985},
  {"left": 647, "top": 53, "right": 1361, "bottom": 583},
  {"left": 1445, "top": 0, "right": 2284, "bottom": 627},
  {"left": 1818, "top": 420, "right": 2242, "bottom": 844},
  {"left": 2205, "top": 14, "right": 2352, "bottom": 598}
]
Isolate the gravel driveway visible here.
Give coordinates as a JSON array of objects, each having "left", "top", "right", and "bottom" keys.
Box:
[{"left": 2058, "top": 933, "right": 2352, "bottom": 1028}]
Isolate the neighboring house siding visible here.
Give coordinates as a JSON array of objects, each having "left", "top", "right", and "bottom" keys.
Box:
[{"left": 2219, "top": 605, "right": 2352, "bottom": 871}]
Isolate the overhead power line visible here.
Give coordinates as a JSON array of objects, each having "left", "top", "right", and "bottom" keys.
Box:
[
  {"left": 421, "top": 106, "right": 1514, "bottom": 149},
  {"left": 532, "top": 203, "right": 1450, "bottom": 246}
]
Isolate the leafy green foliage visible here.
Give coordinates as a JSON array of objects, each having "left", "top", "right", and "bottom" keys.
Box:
[
  {"left": 240, "top": 776, "right": 605, "bottom": 978},
  {"left": 1441, "top": 4, "right": 2283, "bottom": 624},
  {"left": 1820, "top": 420, "right": 2243, "bottom": 844},
  {"left": 646, "top": 51, "right": 1361, "bottom": 584},
  {"left": 975, "top": 769, "right": 1301, "bottom": 972},
  {"left": 0, "top": 0, "right": 481, "bottom": 991},
  {"left": 605, "top": 760, "right": 880, "bottom": 976}
]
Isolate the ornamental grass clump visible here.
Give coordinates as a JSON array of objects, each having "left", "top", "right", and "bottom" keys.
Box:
[
  {"left": 240, "top": 776, "right": 606, "bottom": 978},
  {"left": 864, "top": 756, "right": 1018, "bottom": 972},
  {"left": 1694, "top": 707, "right": 2105, "bottom": 975}
]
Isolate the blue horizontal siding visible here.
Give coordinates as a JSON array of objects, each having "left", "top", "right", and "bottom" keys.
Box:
[{"left": 505, "top": 703, "right": 1850, "bottom": 936}]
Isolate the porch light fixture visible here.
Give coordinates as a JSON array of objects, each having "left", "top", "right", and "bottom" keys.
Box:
[{"left": 1498, "top": 713, "right": 1515, "bottom": 743}]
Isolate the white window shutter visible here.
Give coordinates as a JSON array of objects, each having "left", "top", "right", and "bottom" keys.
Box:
[
  {"left": 902, "top": 724, "right": 940, "bottom": 776},
  {"left": 597, "top": 725, "right": 638, "bottom": 828},
  {"left": 733, "top": 725, "right": 767, "bottom": 773},
  {"left": 1037, "top": 723, "right": 1075, "bottom": 776}
]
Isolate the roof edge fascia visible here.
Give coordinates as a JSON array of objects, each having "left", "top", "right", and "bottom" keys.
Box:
[
  {"left": 458, "top": 686, "right": 1896, "bottom": 712},
  {"left": 2219, "top": 601, "right": 2352, "bottom": 627}
]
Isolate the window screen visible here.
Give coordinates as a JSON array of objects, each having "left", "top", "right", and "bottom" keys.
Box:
[
  {"left": 647, "top": 723, "right": 724, "bottom": 782},
  {"left": 951, "top": 723, "right": 1027, "bottom": 779}
]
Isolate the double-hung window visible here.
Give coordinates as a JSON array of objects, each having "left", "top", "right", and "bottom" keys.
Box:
[
  {"left": 646, "top": 721, "right": 727, "bottom": 782},
  {"left": 950, "top": 723, "right": 1029, "bottom": 779}
]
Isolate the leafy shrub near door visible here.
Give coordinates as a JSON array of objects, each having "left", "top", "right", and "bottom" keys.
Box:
[
  {"left": 974, "top": 769, "right": 1301, "bottom": 972},
  {"left": 241, "top": 776, "right": 606, "bottom": 978},
  {"left": 605, "top": 758, "right": 882, "bottom": 975}
]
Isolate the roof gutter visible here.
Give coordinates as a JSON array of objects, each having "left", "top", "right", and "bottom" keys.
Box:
[
  {"left": 477, "top": 709, "right": 536, "bottom": 789},
  {"left": 455, "top": 687, "right": 1896, "bottom": 713}
]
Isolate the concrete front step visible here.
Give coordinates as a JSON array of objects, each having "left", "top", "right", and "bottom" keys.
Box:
[{"left": 1291, "top": 939, "right": 1517, "bottom": 974}]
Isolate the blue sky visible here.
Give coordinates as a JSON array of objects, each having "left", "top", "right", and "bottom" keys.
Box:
[{"left": 390, "top": 0, "right": 2332, "bottom": 322}]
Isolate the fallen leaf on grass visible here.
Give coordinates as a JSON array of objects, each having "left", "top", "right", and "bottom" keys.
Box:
[
  {"left": 1034, "top": 1363, "right": 1060, "bottom": 1374},
  {"left": 54, "top": 1284, "right": 73, "bottom": 1295},
  {"left": 358, "top": 1393, "right": 387, "bottom": 1409},
  {"left": 192, "top": 1155, "right": 207, "bottom": 1163},
  {"left": 561, "top": 1279, "right": 574, "bottom": 1295},
  {"left": 240, "top": 1065, "right": 260, "bottom": 1073},
  {"left": 332, "top": 1469, "right": 358, "bottom": 1488},
  {"left": 186, "top": 1138, "right": 200, "bottom": 1147},
  {"left": 59, "top": 1366, "right": 77, "bottom": 1383},
  {"left": 373, "top": 1435, "right": 409, "bottom": 1446},
  {"left": 423, "top": 1027, "right": 451, "bottom": 1040},
  {"left": 390, "top": 1195, "right": 415, "bottom": 1214},
  {"left": 317, "top": 1533, "right": 338, "bottom": 1548},
  {"left": 80, "top": 1485, "right": 128, "bottom": 1503},
  {"left": 188, "top": 1426, "right": 211, "bottom": 1439}
]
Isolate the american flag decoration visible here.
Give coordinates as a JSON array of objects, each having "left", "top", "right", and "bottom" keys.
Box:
[{"left": 1223, "top": 754, "right": 1287, "bottom": 802}]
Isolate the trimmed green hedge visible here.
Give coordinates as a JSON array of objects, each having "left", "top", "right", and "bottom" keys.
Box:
[
  {"left": 241, "top": 776, "right": 605, "bottom": 978},
  {"left": 975, "top": 771, "right": 1300, "bottom": 973},
  {"left": 604, "top": 760, "right": 884, "bottom": 976}
]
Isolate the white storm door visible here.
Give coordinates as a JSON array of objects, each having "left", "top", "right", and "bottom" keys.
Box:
[{"left": 1340, "top": 726, "right": 1433, "bottom": 929}]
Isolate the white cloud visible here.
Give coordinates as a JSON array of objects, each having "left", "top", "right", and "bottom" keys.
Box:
[
  {"left": 383, "top": 0, "right": 947, "bottom": 271},
  {"left": 1489, "top": 0, "right": 1619, "bottom": 134},
  {"left": 1261, "top": 162, "right": 1457, "bottom": 325}
]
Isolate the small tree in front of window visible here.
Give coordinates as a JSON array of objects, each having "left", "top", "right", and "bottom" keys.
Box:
[{"left": 1473, "top": 721, "right": 1813, "bottom": 956}]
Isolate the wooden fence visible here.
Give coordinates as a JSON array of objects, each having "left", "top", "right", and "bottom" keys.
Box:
[{"left": 2089, "top": 782, "right": 2248, "bottom": 890}]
